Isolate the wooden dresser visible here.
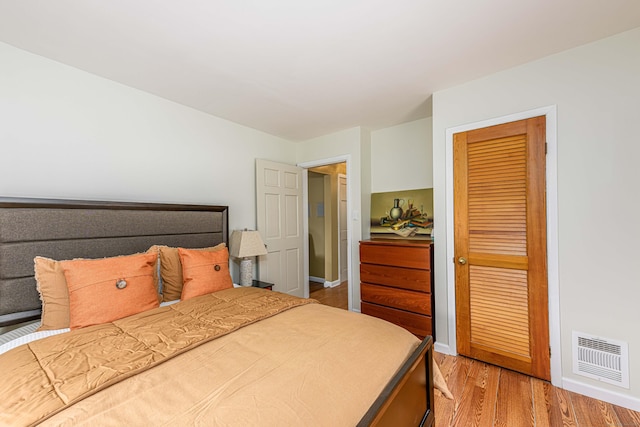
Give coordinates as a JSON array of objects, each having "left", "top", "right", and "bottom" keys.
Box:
[{"left": 360, "top": 239, "right": 434, "bottom": 339}]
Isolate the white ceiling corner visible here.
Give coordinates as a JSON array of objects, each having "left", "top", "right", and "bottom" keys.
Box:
[{"left": 0, "top": 0, "right": 639, "bottom": 141}]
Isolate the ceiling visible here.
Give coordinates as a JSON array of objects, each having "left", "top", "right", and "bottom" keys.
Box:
[{"left": 1, "top": 1, "right": 640, "bottom": 141}]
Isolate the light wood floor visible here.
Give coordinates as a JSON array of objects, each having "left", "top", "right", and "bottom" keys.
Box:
[
  {"left": 434, "top": 351, "right": 640, "bottom": 426},
  {"left": 309, "top": 280, "right": 348, "bottom": 310},
  {"left": 309, "top": 284, "right": 640, "bottom": 426}
]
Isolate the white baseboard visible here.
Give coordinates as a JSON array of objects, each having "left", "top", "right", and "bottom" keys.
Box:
[
  {"left": 309, "top": 276, "right": 341, "bottom": 288},
  {"left": 434, "top": 342, "right": 454, "bottom": 355},
  {"left": 325, "top": 279, "right": 341, "bottom": 288},
  {"left": 562, "top": 377, "right": 640, "bottom": 412}
]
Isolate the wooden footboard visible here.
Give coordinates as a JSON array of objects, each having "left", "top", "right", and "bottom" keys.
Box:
[{"left": 358, "top": 336, "right": 434, "bottom": 427}]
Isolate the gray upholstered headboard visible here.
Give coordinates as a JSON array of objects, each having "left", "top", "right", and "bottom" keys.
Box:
[{"left": 0, "top": 197, "right": 228, "bottom": 327}]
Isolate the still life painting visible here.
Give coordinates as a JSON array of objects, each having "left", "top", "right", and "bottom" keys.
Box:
[{"left": 370, "top": 188, "right": 433, "bottom": 239}]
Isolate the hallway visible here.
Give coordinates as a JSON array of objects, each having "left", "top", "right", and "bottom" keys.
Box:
[{"left": 309, "top": 281, "right": 348, "bottom": 310}]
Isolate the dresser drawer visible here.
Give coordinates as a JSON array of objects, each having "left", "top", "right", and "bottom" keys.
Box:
[
  {"left": 360, "top": 243, "right": 430, "bottom": 270},
  {"left": 360, "top": 263, "right": 430, "bottom": 292},
  {"left": 361, "top": 302, "right": 432, "bottom": 338},
  {"left": 361, "top": 283, "right": 431, "bottom": 315}
]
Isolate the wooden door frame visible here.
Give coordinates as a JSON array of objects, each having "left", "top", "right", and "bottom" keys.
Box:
[
  {"left": 444, "top": 105, "right": 561, "bottom": 386},
  {"left": 299, "top": 155, "right": 353, "bottom": 311}
]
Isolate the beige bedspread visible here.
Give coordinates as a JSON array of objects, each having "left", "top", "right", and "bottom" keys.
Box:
[{"left": 0, "top": 288, "right": 420, "bottom": 426}]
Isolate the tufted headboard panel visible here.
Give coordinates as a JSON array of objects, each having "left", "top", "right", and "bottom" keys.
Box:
[{"left": 0, "top": 197, "right": 228, "bottom": 326}]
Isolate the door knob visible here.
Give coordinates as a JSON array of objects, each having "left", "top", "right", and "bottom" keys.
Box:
[{"left": 458, "top": 257, "right": 467, "bottom": 265}]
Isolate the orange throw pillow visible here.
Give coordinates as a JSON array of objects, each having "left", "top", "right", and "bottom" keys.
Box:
[
  {"left": 149, "top": 243, "right": 226, "bottom": 302},
  {"left": 34, "top": 249, "right": 159, "bottom": 331},
  {"left": 62, "top": 252, "right": 159, "bottom": 330},
  {"left": 34, "top": 256, "right": 70, "bottom": 331},
  {"left": 178, "top": 247, "right": 233, "bottom": 300}
]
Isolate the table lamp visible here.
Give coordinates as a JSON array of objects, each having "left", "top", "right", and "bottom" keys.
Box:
[{"left": 230, "top": 229, "right": 268, "bottom": 286}]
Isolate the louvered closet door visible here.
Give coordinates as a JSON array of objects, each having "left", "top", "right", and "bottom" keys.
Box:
[{"left": 454, "top": 116, "right": 550, "bottom": 380}]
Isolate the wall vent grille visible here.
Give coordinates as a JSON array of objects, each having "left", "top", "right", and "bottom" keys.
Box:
[{"left": 572, "top": 331, "right": 629, "bottom": 389}]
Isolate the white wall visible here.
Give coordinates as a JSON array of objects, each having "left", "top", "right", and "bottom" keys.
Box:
[
  {"left": 370, "top": 117, "right": 433, "bottom": 192},
  {"left": 432, "top": 27, "right": 640, "bottom": 408},
  {"left": 0, "top": 42, "right": 296, "bottom": 235},
  {"left": 360, "top": 129, "right": 372, "bottom": 242},
  {"left": 297, "top": 119, "right": 431, "bottom": 312},
  {"left": 296, "top": 127, "right": 370, "bottom": 312},
  {"left": 0, "top": 42, "right": 298, "bottom": 285}
]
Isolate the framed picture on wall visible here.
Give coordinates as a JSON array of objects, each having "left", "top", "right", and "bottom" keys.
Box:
[{"left": 370, "top": 188, "right": 433, "bottom": 239}]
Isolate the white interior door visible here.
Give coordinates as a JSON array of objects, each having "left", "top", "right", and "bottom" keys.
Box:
[
  {"left": 256, "top": 159, "right": 304, "bottom": 297},
  {"left": 338, "top": 174, "right": 348, "bottom": 283}
]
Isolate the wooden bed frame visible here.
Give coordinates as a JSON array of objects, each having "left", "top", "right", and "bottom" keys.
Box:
[{"left": 0, "top": 197, "right": 433, "bottom": 426}]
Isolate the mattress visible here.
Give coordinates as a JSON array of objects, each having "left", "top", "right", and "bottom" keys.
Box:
[{"left": 0, "top": 288, "right": 420, "bottom": 426}]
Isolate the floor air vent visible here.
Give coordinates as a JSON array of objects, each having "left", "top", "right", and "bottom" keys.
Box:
[{"left": 572, "top": 331, "right": 629, "bottom": 388}]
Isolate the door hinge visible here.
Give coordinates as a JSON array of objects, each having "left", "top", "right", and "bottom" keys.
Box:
[
  {"left": 549, "top": 346, "right": 552, "bottom": 358},
  {"left": 545, "top": 142, "right": 548, "bottom": 155}
]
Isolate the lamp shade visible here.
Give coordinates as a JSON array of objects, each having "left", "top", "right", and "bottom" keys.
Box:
[{"left": 230, "top": 230, "right": 268, "bottom": 258}]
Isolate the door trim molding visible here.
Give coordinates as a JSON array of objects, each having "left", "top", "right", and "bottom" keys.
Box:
[
  {"left": 298, "top": 155, "right": 353, "bottom": 311},
  {"left": 337, "top": 173, "right": 348, "bottom": 284},
  {"left": 445, "top": 105, "right": 560, "bottom": 386}
]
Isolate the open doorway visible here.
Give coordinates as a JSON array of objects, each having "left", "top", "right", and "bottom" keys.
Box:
[
  {"left": 256, "top": 156, "right": 353, "bottom": 310},
  {"left": 307, "top": 162, "right": 348, "bottom": 310}
]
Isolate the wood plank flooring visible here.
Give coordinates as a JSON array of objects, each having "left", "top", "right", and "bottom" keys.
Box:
[
  {"left": 434, "top": 351, "right": 640, "bottom": 427},
  {"left": 309, "top": 281, "right": 348, "bottom": 310},
  {"left": 309, "top": 284, "right": 640, "bottom": 426}
]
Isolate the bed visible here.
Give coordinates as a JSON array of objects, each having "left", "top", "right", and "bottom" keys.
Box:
[{"left": 0, "top": 197, "right": 434, "bottom": 426}]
